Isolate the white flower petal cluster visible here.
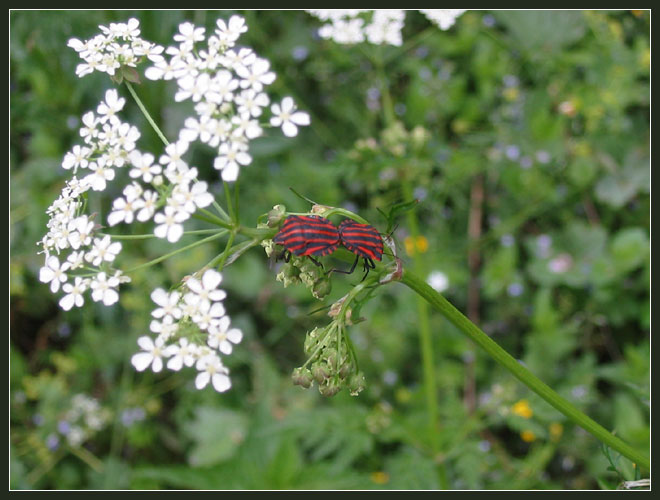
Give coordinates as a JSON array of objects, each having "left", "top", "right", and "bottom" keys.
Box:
[
  {"left": 307, "top": 10, "right": 466, "bottom": 46},
  {"left": 427, "top": 270, "right": 449, "bottom": 293},
  {"left": 68, "top": 18, "right": 164, "bottom": 78},
  {"left": 131, "top": 269, "right": 242, "bottom": 393},
  {"left": 50, "top": 394, "right": 111, "bottom": 448},
  {"left": 37, "top": 88, "right": 141, "bottom": 311},
  {"left": 145, "top": 15, "right": 310, "bottom": 182},
  {"left": 419, "top": 10, "right": 467, "bottom": 31}
]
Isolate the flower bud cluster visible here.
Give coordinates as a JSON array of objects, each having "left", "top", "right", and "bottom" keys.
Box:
[{"left": 292, "top": 324, "right": 366, "bottom": 397}]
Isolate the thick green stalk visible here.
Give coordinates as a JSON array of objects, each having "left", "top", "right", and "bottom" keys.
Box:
[
  {"left": 400, "top": 269, "right": 650, "bottom": 470},
  {"left": 402, "top": 180, "right": 439, "bottom": 455}
]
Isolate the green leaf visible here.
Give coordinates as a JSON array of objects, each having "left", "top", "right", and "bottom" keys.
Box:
[
  {"left": 609, "top": 228, "right": 648, "bottom": 274},
  {"left": 183, "top": 407, "right": 248, "bottom": 467},
  {"left": 494, "top": 11, "right": 587, "bottom": 54}
]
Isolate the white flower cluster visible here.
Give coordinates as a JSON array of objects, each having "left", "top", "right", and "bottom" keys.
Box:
[
  {"left": 427, "top": 270, "right": 449, "bottom": 293},
  {"left": 53, "top": 394, "right": 111, "bottom": 448},
  {"left": 144, "top": 15, "right": 310, "bottom": 182},
  {"left": 131, "top": 269, "right": 243, "bottom": 393},
  {"left": 68, "top": 18, "right": 165, "bottom": 78},
  {"left": 418, "top": 10, "right": 467, "bottom": 31},
  {"left": 38, "top": 88, "right": 154, "bottom": 310},
  {"left": 307, "top": 9, "right": 466, "bottom": 46}
]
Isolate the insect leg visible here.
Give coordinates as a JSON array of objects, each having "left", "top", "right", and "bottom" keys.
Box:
[
  {"left": 307, "top": 256, "right": 324, "bottom": 269},
  {"left": 327, "top": 254, "right": 360, "bottom": 276}
]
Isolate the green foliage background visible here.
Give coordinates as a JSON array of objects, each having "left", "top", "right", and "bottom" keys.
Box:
[{"left": 10, "top": 10, "right": 649, "bottom": 490}]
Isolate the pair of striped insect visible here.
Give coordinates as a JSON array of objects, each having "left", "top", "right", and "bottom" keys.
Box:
[{"left": 273, "top": 215, "right": 384, "bottom": 280}]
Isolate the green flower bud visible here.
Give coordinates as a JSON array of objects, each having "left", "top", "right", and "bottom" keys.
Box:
[
  {"left": 311, "top": 277, "right": 332, "bottom": 300},
  {"left": 319, "top": 379, "right": 341, "bottom": 397},
  {"left": 311, "top": 362, "right": 330, "bottom": 384},
  {"left": 276, "top": 267, "right": 300, "bottom": 288},
  {"left": 267, "top": 204, "right": 287, "bottom": 227},
  {"left": 325, "top": 350, "right": 338, "bottom": 371},
  {"left": 338, "top": 356, "right": 353, "bottom": 378},
  {"left": 348, "top": 372, "right": 366, "bottom": 396},
  {"left": 303, "top": 327, "right": 322, "bottom": 355},
  {"left": 292, "top": 367, "right": 313, "bottom": 389},
  {"left": 261, "top": 238, "right": 275, "bottom": 257}
]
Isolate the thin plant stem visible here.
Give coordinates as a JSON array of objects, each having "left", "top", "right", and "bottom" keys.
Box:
[
  {"left": 196, "top": 208, "right": 233, "bottom": 229},
  {"left": 68, "top": 445, "right": 104, "bottom": 473},
  {"left": 125, "top": 81, "right": 169, "bottom": 147},
  {"left": 99, "top": 229, "right": 221, "bottom": 240},
  {"left": 233, "top": 176, "right": 240, "bottom": 224},
  {"left": 212, "top": 230, "right": 236, "bottom": 272},
  {"left": 126, "top": 82, "right": 231, "bottom": 224},
  {"left": 374, "top": 44, "right": 443, "bottom": 480},
  {"left": 399, "top": 269, "right": 650, "bottom": 470},
  {"left": 212, "top": 199, "right": 231, "bottom": 222},
  {"left": 27, "top": 449, "right": 66, "bottom": 486},
  {"left": 124, "top": 230, "right": 228, "bottom": 274},
  {"left": 320, "top": 207, "right": 370, "bottom": 225},
  {"left": 223, "top": 181, "right": 236, "bottom": 223},
  {"left": 402, "top": 179, "right": 441, "bottom": 462}
]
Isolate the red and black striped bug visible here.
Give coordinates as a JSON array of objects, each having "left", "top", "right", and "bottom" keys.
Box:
[
  {"left": 273, "top": 215, "right": 340, "bottom": 268},
  {"left": 332, "top": 219, "right": 384, "bottom": 281}
]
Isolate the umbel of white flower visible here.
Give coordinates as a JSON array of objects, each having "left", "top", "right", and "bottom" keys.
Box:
[
  {"left": 130, "top": 269, "right": 243, "bottom": 393},
  {"left": 307, "top": 9, "right": 466, "bottom": 46},
  {"left": 40, "top": 14, "right": 312, "bottom": 316},
  {"left": 142, "top": 15, "right": 310, "bottom": 182}
]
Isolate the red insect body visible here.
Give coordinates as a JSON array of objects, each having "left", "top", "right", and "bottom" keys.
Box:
[
  {"left": 273, "top": 215, "right": 340, "bottom": 257},
  {"left": 337, "top": 220, "right": 384, "bottom": 262}
]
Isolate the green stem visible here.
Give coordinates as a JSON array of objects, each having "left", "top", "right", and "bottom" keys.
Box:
[
  {"left": 321, "top": 208, "right": 370, "bottom": 225},
  {"left": 124, "top": 230, "right": 228, "bottom": 273},
  {"left": 402, "top": 179, "right": 441, "bottom": 464},
  {"left": 99, "top": 229, "right": 221, "bottom": 240},
  {"left": 233, "top": 176, "right": 240, "bottom": 223},
  {"left": 223, "top": 181, "right": 236, "bottom": 223},
  {"left": 68, "top": 445, "right": 104, "bottom": 473},
  {"left": 125, "top": 81, "right": 170, "bottom": 147},
  {"left": 196, "top": 208, "right": 233, "bottom": 229},
  {"left": 211, "top": 230, "right": 236, "bottom": 271},
  {"left": 212, "top": 199, "right": 231, "bottom": 222},
  {"left": 400, "top": 269, "right": 650, "bottom": 470}
]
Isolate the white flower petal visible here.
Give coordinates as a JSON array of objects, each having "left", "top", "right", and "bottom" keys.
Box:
[
  {"left": 227, "top": 328, "right": 243, "bottom": 344},
  {"left": 282, "top": 121, "right": 298, "bottom": 137},
  {"left": 131, "top": 352, "right": 153, "bottom": 372},
  {"left": 195, "top": 371, "right": 210, "bottom": 389},
  {"left": 211, "top": 373, "right": 231, "bottom": 392},
  {"left": 137, "top": 336, "right": 155, "bottom": 351},
  {"left": 167, "top": 356, "right": 183, "bottom": 371}
]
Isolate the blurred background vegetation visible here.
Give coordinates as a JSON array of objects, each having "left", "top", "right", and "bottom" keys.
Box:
[{"left": 10, "top": 10, "right": 649, "bottom": 490}]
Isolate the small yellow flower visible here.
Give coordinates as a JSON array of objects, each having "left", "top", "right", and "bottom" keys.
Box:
[
  {"left": 405, "top": 235, "right": 429, "bottom": 256},
  {"left": 511, "top": 399, "right": 533, "bottom": 419},
  {"left": 395, "top": 387, "right": 412, "bottom": 404},
  {"left": 370, "top": 471, "right": 390, "bottom": 485},
  {"left": 503, "top": 87, "right": 519, "bottom": 102},
  {"left": 404, "top": 236, "right": 415, "bottom": 256},
  {"left": 641, "top": 48, "right": 650, "bottom": 69},
  {"left": 521, "top": 430, "right": 536, "bottom": 442},
  {"left": 549, "top": 422, "right": 563, "bottom": 441},
  {"left": 416, "top": 236, "right": 429, "bottom": 253}
]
